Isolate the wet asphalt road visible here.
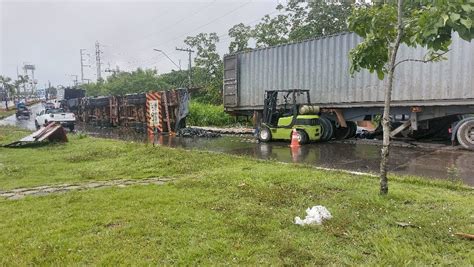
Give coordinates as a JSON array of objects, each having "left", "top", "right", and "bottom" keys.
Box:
[
  {"left": 0, "top": 103, "right": 43, "bottom": 130},
  {"left": 1, "top": 106, "right": 473, "bottom": 186}
]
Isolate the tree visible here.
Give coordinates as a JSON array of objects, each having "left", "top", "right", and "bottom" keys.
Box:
[
  {"left": 228, "top": 23, "right": 253, "bottom": 53},
  {"left": 253, "top": 14, "right": 290, "bottom": 47},
  {"left": 158, "top": 70, "right": 190, "bottom": 89},
  {"left": 184, "top": 33, "right": 221, "bottom": 77},
  {"left": 184, "top": 33, "right": 223, "bottom": 104},
  {"left": 348, "top": 0, "right": 473, "bottom": 195},
  {"left": 251, "top": 0, "right": 354, "bottom": 48},
  {"left": 0, "top": 75, "right": 14, "bottom": 110},
  {"left": 14, "top": 75, "right": 29, "bottom": 99},
  {"left": 285, "top": 0, "right": 353, "bottom": 42},
  {"left": 80, "top": 69, "right": 170, "bottom": 96}
]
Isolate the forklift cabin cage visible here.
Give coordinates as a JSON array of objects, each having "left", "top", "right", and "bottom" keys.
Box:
[{"left": 262, "top": 89, "right": 312, "bottom": 127}]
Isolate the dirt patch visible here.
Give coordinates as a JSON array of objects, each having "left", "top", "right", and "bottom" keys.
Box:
[{"left": 0, "top": 177, "right": 172, "bottom": 200}]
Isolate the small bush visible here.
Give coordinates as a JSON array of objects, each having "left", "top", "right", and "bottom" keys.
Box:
[{"left": 187, "top": 101, "right": 234, "bottom": 127}]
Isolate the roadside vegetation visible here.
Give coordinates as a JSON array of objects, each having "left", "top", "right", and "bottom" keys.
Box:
[
  {"left": 187, "top": 101, "right": 235, "bottom": 127},
  {"left": 0, "top": 109, "right": 15, "bottom": 120},
  {"left": 0, "top": 126, "right": 472, "bottom": 265}
]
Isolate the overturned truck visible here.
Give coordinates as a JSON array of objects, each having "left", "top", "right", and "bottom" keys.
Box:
[
  {"left": 223, "top": 32, "right": 474, "bottom": 150},
  {"left": 66, "top": 89, "right": 189, "bottom": 136}
]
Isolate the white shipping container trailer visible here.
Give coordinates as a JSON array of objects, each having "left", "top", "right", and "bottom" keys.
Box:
[{"left": 223, "top": 32, "right": 474, "bottom": 150}]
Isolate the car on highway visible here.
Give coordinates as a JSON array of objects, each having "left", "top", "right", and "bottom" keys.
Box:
[
  {"left": 35, "top": 108, "right": 76, "bottom": 131},
  {"left": 15, "top": 103, "right": 31, "bottom": 120}
]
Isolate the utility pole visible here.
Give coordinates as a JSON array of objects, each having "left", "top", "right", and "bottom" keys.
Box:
[
  {"left": 176, "top": 47, "right": 194, "bottom": 88},
  {"left": 80, "top": 49, "right": 91, "bottom": 84},
  {"left": 70, "top": 75, "right": 78, "bottom": 86},
  {"left": 95, "top": 41, "right": 102, "bottom": 81}
]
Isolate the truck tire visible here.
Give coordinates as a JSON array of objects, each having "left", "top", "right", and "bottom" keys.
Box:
[
  {"left": 456, "top": 120, "right": 474, "bottom": 150},
  {"left": 347, "top": 121, "right": 357, "bottom": 138},
  {"left": 320, "top": 117, "right": 334, "bottom": 142},
  {"left": 35, "top": 120, "right": 40, "bottom": 130},
  {"left": 69, "top": 125, "right": 75, "bottom": 132},
  {"left": 334, "top": 122, "right": 351, "bottom": 140},
  {"left": 295, "top": 129, "right": 309, "bottom": 145},
  {"left": 258, "top": 126, "right": 272, "bottom": 142}
]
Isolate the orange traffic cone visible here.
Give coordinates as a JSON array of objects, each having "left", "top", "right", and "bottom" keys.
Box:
[{"left": 290, "top": 128, "right": 300, "bottom": 147}]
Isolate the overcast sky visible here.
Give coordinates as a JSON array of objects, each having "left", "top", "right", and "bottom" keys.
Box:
[{"left": 1, "top": 0, "right": 280, "bottom": 87}]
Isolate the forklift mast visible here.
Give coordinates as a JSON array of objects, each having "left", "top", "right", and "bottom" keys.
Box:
[{"left": 262, "top": 89, "right": 311, "bottom": 126}]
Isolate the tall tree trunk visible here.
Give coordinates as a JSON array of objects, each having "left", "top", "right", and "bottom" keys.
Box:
[{"left": 380, "top": 0, "right": 404, "bottom": 195}]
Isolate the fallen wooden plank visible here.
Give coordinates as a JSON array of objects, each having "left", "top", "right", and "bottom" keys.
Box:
[{"left": 4, "top": 122, "right": 68, "bottom": 147}]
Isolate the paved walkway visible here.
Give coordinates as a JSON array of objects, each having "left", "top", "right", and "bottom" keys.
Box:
[{"left": 0, "top": 177, "right": 172, "bottom": 200}]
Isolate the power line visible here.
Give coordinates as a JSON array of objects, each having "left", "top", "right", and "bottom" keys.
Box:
[
  {"left": 119, "top": 0, "right": 254, "bottom": 59},
  {"left": 111, "top": 0, "right": 218, "bottom": 53},
  {"left": 123, "top": 5, "right": 283, "bottom": 72},
  {"left": 152, "top": 0, "right": 253, "bottom": 49}
]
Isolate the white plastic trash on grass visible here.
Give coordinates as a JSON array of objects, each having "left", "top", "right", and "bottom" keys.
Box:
[{"left": 294, "top": 205, "right": 332, "bottom": 226}]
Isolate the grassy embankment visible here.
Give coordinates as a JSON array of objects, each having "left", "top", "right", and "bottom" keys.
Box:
[
  {"left": 0, "top": 126, "right": 472, "bottom": 265},
  {"left": 187, "top": 101, "right": 249, "bottom": 127},
  {"left": 0, "top": 109, "right": 16, "bottom": 120}
]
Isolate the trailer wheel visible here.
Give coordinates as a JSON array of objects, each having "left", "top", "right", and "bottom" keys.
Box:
[
  {"left": 456, "top": 120, "right": 474, "bottom": 150},
  {"left": 319, "top": 117, "right": 334, "bottom": 142},
  {"left": 258, "top": 126, "right": 272, "bottom": 142}
]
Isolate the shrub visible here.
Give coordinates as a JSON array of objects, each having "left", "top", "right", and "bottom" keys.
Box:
[{"left": 187, "top": 101, "right": 233, "bottom": 127}]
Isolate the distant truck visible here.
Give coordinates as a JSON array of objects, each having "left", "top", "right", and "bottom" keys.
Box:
[
  {"left": 57, "top": 87, "right": 85, "bottom": 101},
  {"left": 223, "top": 32, "right": 474, "bottom": 150},
  {"left": 35, "top": 108, "right": 76, "bottom": 131}
]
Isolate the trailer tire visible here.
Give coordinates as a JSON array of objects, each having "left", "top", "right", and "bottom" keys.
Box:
[
  {"left": 456, "top": 120, "right": 474, "bottom": 150},
  {"left": 258, "top": 126, "right": 272, "bottom": 142},
  {"left": 320, "top": 117, "right": 334, "bottom": 142}
]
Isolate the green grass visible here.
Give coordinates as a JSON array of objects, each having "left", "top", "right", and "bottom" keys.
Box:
[
  {"left": 0, "top": 126, "right": 473, "bottom": 265},
  {"left": 0, "top": 109, "right": 16, "bottom": 119},
  {"left": 187, "top": 101, "right": 235, "bottom": 127}
]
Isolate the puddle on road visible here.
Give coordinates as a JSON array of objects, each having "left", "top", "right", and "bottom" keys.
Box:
[
  {"left": 1, "top": 111, "right": 473, "bottom": 186},
  {"left": 0, "top": 103, "right": 43, "bottom": 130}
]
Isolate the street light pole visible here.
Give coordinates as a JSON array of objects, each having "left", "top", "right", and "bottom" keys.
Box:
[
  {"left": 175, "top": 47, "right": 194, "bottom": 89},
  {"left": 153, "top": 49, "right": 181, "bottom": 71}
]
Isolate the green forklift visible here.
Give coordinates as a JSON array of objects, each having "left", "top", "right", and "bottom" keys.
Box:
[{"left": 257, "top": 89, "right": 335, "bottom": 144}]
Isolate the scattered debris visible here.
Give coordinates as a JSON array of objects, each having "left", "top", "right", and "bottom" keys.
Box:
[
  {"left": 190, "top": 126, "right": 254, "bottom": 135},
  {"left": 395, "top": 222, "right": 419, "bottom": 228},
  {"left": 454, "top": 232, "right": 474, "bottom": 240},
  {"left": 294, "top": 205, "right": 332, "bottom": 226},
  {"left": 4, "top": 122, "right": 68, "bottom": 147},
  {"left": 177, "top": 127, "right": 221, "bottom": 138}
]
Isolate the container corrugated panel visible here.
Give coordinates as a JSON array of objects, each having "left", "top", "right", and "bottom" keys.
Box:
[{"left": 228, "top": 32, "right": 474, "bottom": 110}]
